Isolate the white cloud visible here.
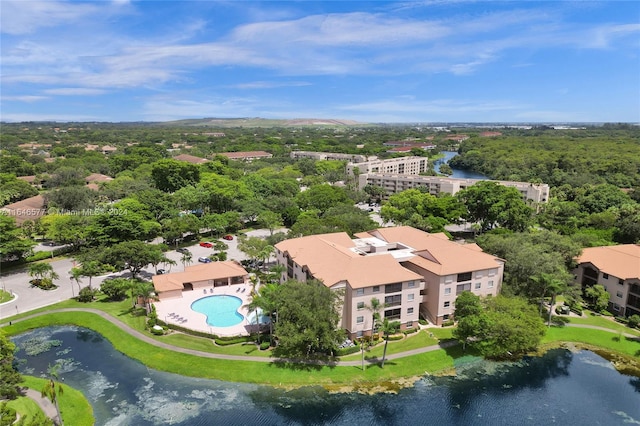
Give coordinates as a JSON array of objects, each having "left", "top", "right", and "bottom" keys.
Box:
[
  {"left": 0, "top": 113, "right": 100, "bottom": 122},
  {"left": 1, "top": 1, "right": 102, "bottom": 35},
  {"left": 44, "top": 88, "right": 108, "bottom": 96},
  {"left": 1, "top": 95, "right": 49, "bottom": 102},
  {"left": 229, "top": 81, "right": 312, "bottom": 90}
]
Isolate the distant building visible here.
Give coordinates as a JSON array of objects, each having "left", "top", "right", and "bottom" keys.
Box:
[
  {"left": 347, "top": 156, "right": 428, "bottom": 176},
  {"left": 480, "top": 131, "right": 502, "bottom": 137},
  {"left": 174, "top": 154, "right": 210, "bottom": 164},
  {"left": 357, "top": 174, "right": 550, "bottom": 204},
  {"left": 290, "top": 151, "right": 373, "bottom": 163},
  {"left": 574, "top": 244, "right": 640, "bottom": 317},
  {"left": 275, "top": 226, "right": 504, "bottom": 334},
  {"left": 219, "top": 151, "right": 273, "bottom": 161}
]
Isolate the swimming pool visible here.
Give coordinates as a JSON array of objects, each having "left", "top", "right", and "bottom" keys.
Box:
[{"left": 191, "top": 295, "right": 244, "bottom": 327}]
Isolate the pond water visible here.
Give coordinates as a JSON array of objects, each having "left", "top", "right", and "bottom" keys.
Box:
[
  {"left": 434, "top": 151, "right": 489, "bottom": 180},
  {"left": 12, "top": 326, "right": 640, "bottom": 425}
]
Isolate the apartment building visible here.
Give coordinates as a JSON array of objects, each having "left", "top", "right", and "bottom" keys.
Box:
[
  {"left": 346, "top": 156, "right": 428, "bottom": 177},
  {"left": 219, "top": 151, "right": 273, "bottom": 161},
  {"left": 290, "top": 151, "right": 373, "bottom": 163},
  {"left": 358, "top": 174, "right": 550, "bottom": 204},
  {"left": 274, "top": 226, "right": 504, "bottom": 336},
  {"left": 574, "top": 244, "right": 640, "bottom": 317}
]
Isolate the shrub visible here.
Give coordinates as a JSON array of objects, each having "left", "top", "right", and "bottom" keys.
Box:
[
  {"left": 403, "top": 327, "right": 419, "bottom": 335},
  {"left": 215, "top": 336, "right": 253, "bottom": 346},
  {"left": 441, "top": 319, "right": 455, "bottom": 327},
  {"left": 418, "top": 319, "right": 428, "bottom": 326},
  {"left": 150, "top": 327, "right": 164, "bottom": 336},
  {"left": 26, "top": 251, "right": 54, "bottom": 262},
  {"left": 336, "top": 345, "right": 360, "bottom": 356},
  {"left": 387, "top": 334, "right": 404, "bottom": 341},
  {"left": 259, "top": 341, "right": 271, "bottom": 350},
  {"left": 77, "top": 286, "right": 97, "bottom": 303},
  {"left": 628, "top": 314, "right": 640, "bottom": 329},
  {"left": 29, "top": 278, "right": 57, "bottom": 290}
]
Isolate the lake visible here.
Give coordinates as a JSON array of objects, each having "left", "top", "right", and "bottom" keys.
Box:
[
  {"left": 434, "top": 151, "right": 489, "bottom": 180},
  {"left": 13, "top": 326, "right": 640, "bottom": 425}
]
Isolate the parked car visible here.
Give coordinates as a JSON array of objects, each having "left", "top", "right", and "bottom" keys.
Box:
[
  {"left": 156, "top": 269, "right": 166, "bottom": 275},
  {"left": 222, "top": 234, "right": 234, "bottom": 241},
  {"left": 198, "top": 257, "right": 212, "bottom": 263},
  {"left": 176, "top": 247, "right": 190, "bottom": 254},
  {"left": 199, "top": 242, "right": 213, "bottom": 248}
]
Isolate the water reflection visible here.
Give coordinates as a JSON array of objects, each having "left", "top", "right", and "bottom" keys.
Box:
[{"left": 11, "top": 326, "right": 640, "bottom": 426}]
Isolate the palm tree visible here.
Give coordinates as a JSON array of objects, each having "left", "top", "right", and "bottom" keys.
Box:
[
  {"left": 41, "top": 363, "right": 64, "bottom": 426},
  {"left": 546, "top": 279, "right": 565, "bottom": 327},
  {"left": 365, "top": 297, "right": 382, "bottom": 337},
  {"left": 69, "top": 267, "right": 83, "bottom": 294},
  {"left": 379, "top": 319, "right": 401, "bottom": 368},
  {"left": 180, "top": 252, "right": 193, "bottom": 270},
  {"left": 28, "top": 262, "right": 52, "bottom": 282},
  {"left": 268, "top": 264, "right": 286, "bottom": 283}
]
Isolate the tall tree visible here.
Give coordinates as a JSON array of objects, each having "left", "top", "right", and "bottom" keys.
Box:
[
  {"left": 272, "top": 280, "right": 344, "bottom": 358},
  {"left": 151, "top": 159, "right": 200, "bottom": 192},
  {"left": 0, "top": 330, "right": 22, "bottom": 400},
  {"left": 0, "top": 215, "right": 36, "bottom": 262},
  {"left": 101, "top": 241, "right": 165, "bottom": 279},
  {"left": 379, "top": 318, "right": 401, "bottom": 368}
]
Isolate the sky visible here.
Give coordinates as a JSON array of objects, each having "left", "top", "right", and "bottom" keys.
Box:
[{"left": 1, "top": 1, "right": 639, "bottom": 123}]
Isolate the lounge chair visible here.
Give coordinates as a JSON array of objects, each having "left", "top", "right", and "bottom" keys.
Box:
[
  {"left": 236, "top": 287, "right": 240, "bottom": 292},
  {"left": 210, "top": 288, "right": 214, "bottom": 293},
  {"left": 241, "top": 288, "right": 246, "bottom": 293},
  {"left": 203, "top": 289, "right": 207, "bottom": 294}
]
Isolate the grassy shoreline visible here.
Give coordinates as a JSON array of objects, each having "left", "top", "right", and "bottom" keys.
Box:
[{"left": 3, "top": 301, "right": 640, "bottom": 424}]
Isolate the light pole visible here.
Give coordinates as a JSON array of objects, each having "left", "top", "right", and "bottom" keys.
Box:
[{"left": 69, "top": 276, "right": 74, "bottom": 298}]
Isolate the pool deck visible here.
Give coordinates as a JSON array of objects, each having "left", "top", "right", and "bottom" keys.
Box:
[{"left": 154, "top": 282, "right": 254, "bottom": 337}]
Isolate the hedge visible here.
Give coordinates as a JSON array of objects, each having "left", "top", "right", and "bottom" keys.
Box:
[{"left": 336, "top": 345, "right": 360, "bottom": 356}]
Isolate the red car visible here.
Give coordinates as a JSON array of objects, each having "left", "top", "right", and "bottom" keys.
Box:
[
  {"left": 199, "top": 242, "right": 213, "bottom": 248},
  {"left": 222, "top": 235, "right": 234, "bottom": 241}
]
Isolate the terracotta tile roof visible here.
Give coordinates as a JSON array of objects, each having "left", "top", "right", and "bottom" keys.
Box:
[
  {"left": 0, "top": 194, "right": 46, "bottom": 225},
  {"left": 174, "top": 154, "right": 209, "bottom": 164},
  {"left": 85, "top": 173, "right": 113, "bottom": 183},
  {"left": 276, "top": 231, "right": 425, "bottom": 289},
  {"left": 152, "top": 261, "right": 248, "bottom": 293},
  {"left": 356, "top": 226, "right": 503, "bottom": 276},
  {"left": 219, "top": 151, "right": 272, "bottom": 159},
  {"left": 577, "top": 245, "right": 640, "bottom": 280}
]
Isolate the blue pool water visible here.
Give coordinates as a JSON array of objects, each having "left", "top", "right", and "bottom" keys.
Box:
[{"left": 191, "top": 295, "right": 244, "bottom": 327}]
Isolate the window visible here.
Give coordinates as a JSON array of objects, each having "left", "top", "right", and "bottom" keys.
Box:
[
  {"left": 357, "top": 302, "right": 365, "bottom": 310},
  {"left": 384, "top": 308, "right": 401, "bottom": 320},
  {"left": 617, "top": 292, "right": 623, "bottom": 298},
  {"left": 373, "top": 286, "right": 380, "bottom": 293},
  {"left": 489, "top": 269, "right": 497, "bottom": 277},
  {"left": 408, "top": 281, "right": 416, "bottom": 288},
  {"left": 356, "top": 316, "right": 364, "bottom": 324},
  {"left": 488, "top": 280, "right": 494, "bottom": 288},
  {"left": 475, "top": 271, "right": 484, "bottom": 279},
  {"left": 356, "top": 288, "right": 364, "bottom": 296},
  {"left": 456, "top": 283, "right": 471, "bottom": 294},
  {"left": 443, "top": 314, "right": 449, "bottom": 321},
  {"left": 385, "top": 294, "right": 402, "bottom": 307},
  {"left": 385, "top": 283, "right": 403, "bottom": 293},
  {"left": 475, "top": 282, "right": 481, "bottom": 290},
  {"left": 407, "top": 293, "right": 414, "bottom": 301},
  {"left": 444, "top": 301, "right": 450, "bottom": 308},
  {"left": 619, "top": 279, "right": 624, "bottom": 286},
  {"left": 457, "top": 272, "right": 472, "bottom": 282},
  {"left": 444, "top": 287, "right": 451, "bottom": 295},
  {"left": 407, "top": 307, "right": 414, "bottom": 314},
  {"left": 613, "top": 304, "right": 620, "bottom": 312},
  {"left": 406, "top": 321, "right": 413, "bottom": 328},
  {"left": 603, "top": 273, "right": 609, "bottom": 279},
  {"left": 356, "top": 331, "right": 363, "bottom": 338}
]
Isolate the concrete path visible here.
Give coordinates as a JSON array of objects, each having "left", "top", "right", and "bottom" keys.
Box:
[{"left": 24, "top": 388, "right": 61, "bottom": 426}]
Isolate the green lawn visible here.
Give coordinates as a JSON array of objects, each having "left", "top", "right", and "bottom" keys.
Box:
[
  {"left": 3, "top": 395, "right": 45, "bottom": 424},
  {"left": 543, "top": 327, "right": 640, "bottom": 359},
  {"left": 567, "top": 313, "right": 640, "bottom": 336},
  {"left": 21, "top": 376, "right": 94, "bottom": 426},
  {"left": 341, "top": 330, "right": 441, "bottom": 361},
  {"left": 158, "top": 333, "right": 272, "bottom": 357},
  {"left": 0, "top": 289, "right": 14, "bottom": 303}
]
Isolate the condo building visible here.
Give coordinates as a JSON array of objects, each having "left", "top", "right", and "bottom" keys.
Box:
[
  {"left": 274, "top": 226, "right": 504, "bottom": 337},
  {"left": 358, "top": 174, "right": 550, "bottom": 204},
  {"left": 574, "top": 244, "right": 640, "bottom": 317},
  {"left": 346, "top": 156, "right": 428, "bottom": 176}
]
